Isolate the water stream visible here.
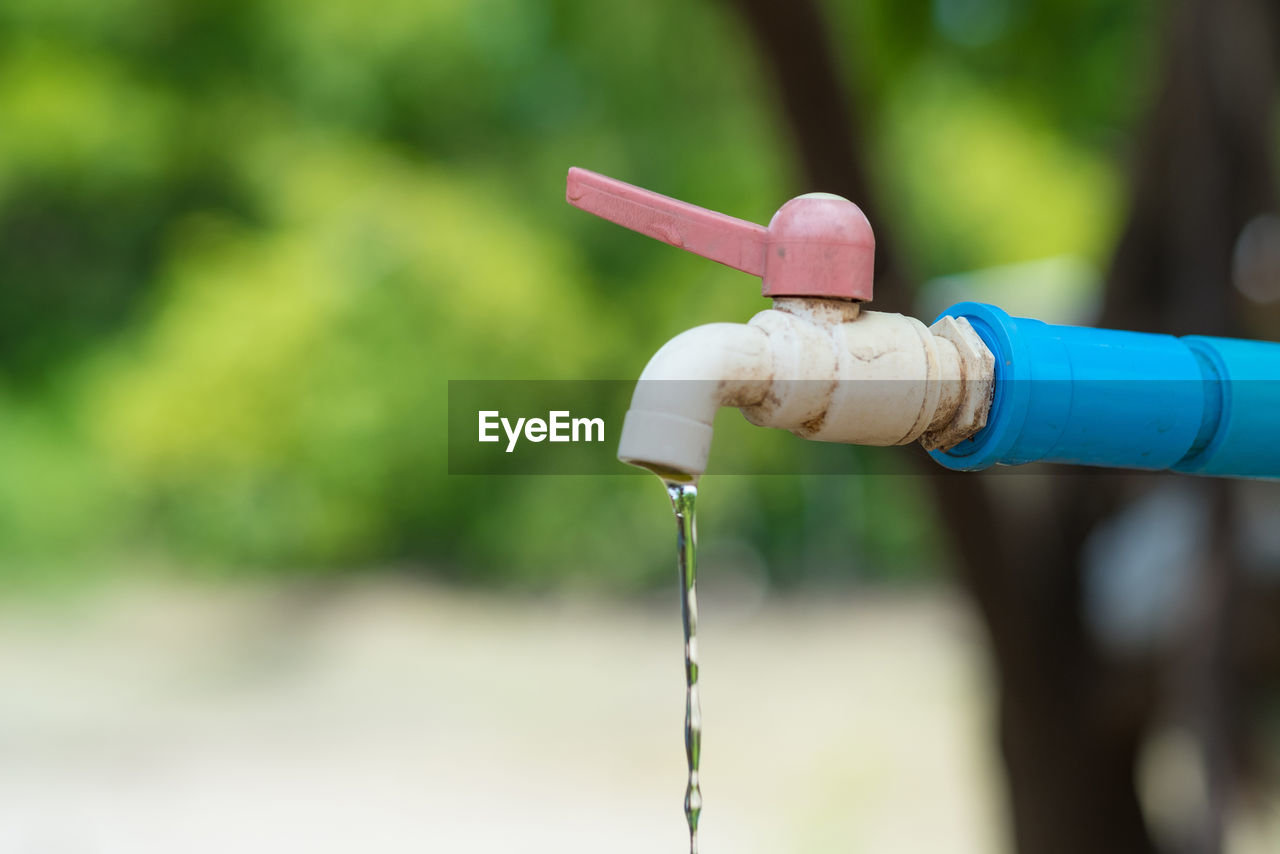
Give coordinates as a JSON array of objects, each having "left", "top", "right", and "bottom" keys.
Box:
[{"left": 665, "top": 478, "right": 702, "bottom": 854}]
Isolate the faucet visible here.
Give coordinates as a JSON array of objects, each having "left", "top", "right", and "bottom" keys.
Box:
[{"left": 567, "top": 168, "right": 1280, "bottom": 480}]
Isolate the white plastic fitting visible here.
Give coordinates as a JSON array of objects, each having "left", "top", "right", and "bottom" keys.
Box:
[{"left": 617, "top": 298, "right": 996, "bottom": 476}]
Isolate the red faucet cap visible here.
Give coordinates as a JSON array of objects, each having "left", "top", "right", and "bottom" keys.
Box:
[
  {"left": 762, "top": 193, "right": 874, "bottom": 300},
  {"left": 565, "top": 167, "right": 875, "bottom": 301}
]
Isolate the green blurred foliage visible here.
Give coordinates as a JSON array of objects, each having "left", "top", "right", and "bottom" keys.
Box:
[{"left": 0, "top": 0, "right": 1152, "bottom": 589}]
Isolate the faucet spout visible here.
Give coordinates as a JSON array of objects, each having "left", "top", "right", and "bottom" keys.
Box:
[{"left": 618, "top": 323, "right": 773, "bottom": 477}]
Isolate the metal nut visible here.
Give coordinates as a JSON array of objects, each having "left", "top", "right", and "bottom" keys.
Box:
[{"left": 920, "top": 315, "right": 995, "bottom": 451}]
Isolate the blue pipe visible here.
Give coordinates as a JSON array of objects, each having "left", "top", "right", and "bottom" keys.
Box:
[{"left": 928, "top": 302, "right": 1280, "bottom": 479}]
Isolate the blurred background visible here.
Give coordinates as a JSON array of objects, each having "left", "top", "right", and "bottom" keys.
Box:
[{"left": 1, "top": 0, "right": 1280, "bottom": 851}]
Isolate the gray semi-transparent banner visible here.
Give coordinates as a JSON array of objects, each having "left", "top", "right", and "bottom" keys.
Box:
[{"left": 446, "top": 379, "right": 1269, "bottom": 477}]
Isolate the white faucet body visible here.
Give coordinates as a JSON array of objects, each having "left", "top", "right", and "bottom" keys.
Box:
[{"left": 618, "top": 298, "right": 996, "bottom": 476}]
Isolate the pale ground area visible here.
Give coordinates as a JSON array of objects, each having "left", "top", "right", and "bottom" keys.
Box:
[{"left": 0, "top": 577, "right": 1272, "bottom": 854}]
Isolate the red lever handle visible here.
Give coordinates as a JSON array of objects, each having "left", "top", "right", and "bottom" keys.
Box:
[
  {"left": 565, "top": 167, "right": 875, "bottom": 301},
  {"left": 566, "top": 167, "right": 768, "bottom": 277}
]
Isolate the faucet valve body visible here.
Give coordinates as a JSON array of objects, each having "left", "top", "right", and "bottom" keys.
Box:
[
  {"left": 616, "top": 299, "right": 996, "bottom": 476},
  {"left": 564, "top": 167, "right": 996, "bottom": 475}
]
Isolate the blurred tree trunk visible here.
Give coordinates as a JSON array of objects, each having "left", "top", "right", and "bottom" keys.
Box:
[{"left": 722, "top": 0, "right": 1279, "bottom": 852}]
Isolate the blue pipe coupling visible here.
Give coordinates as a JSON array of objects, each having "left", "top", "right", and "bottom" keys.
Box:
[{"left": 929, "top": 302, "right": 1280, "bottom": 479}]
